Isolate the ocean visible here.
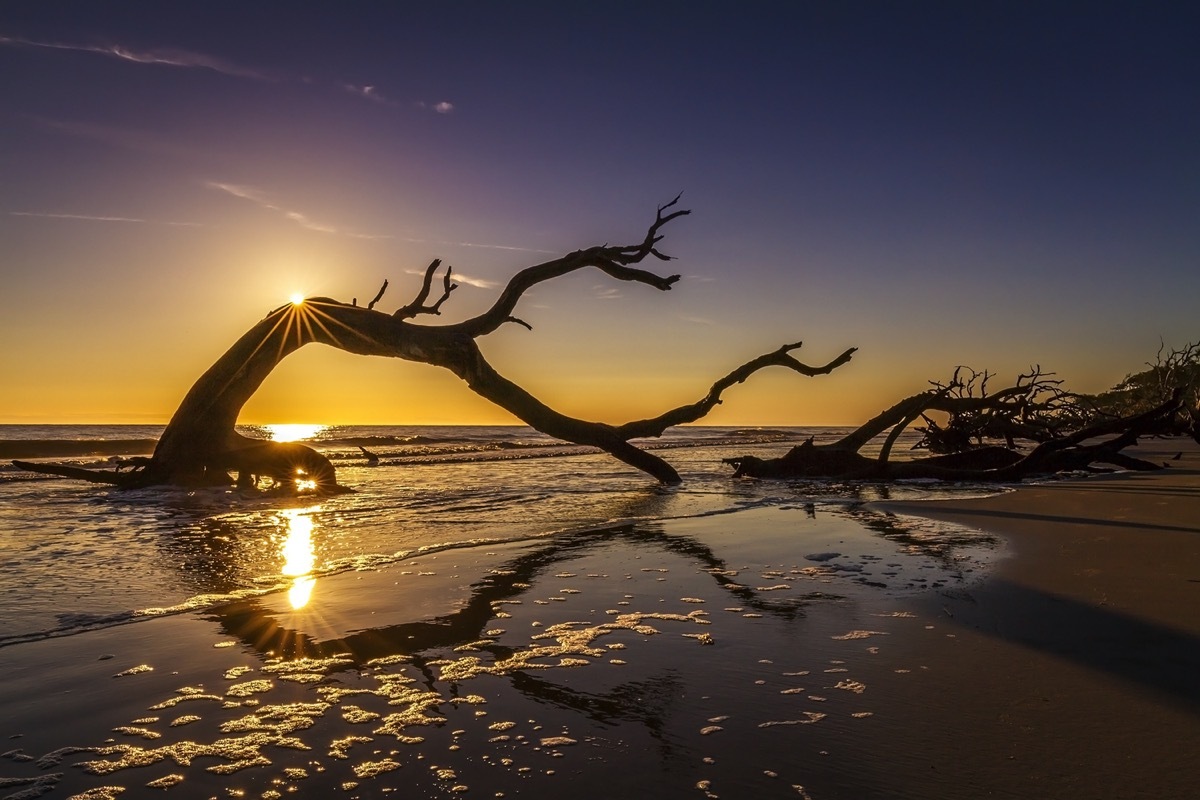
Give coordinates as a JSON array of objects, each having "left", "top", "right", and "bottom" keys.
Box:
[{"left": 0, "top": 424, "right": 1003, "bottom": 649}]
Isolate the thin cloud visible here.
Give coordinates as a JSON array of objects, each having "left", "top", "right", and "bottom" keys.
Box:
[
  {"left": 3, "top": 34, "right": 455, "bottom": 110},
  {"left": 0, "top": 34, "right": 269, "bottom": 79},
  {"left": 206, "top": 181, "right": 389, "bottom": 240},
  {"left": 403, "top": 268, "right": 498, "bottom": 289},
  {"left": 387, "top": 234, "right": 557, "bottom": 256},
  {"left": 207, "top": 182, "right": 555, "bottom": 255},
  {"left": 593, "top": 287, "right": 624, "bottom": 301},
  {"left": 446, "top": 240, "right": 555, "bottom": 254},
  {"left": 344, "top": 84, "right": 393, "bottom": 105},
  {"left": 9, "top": 211, "right": 204, "bottom": 227},
  {"left": 206, "top": 181, "right": 270, "bottom": 205},
  {"left": 676, "top": 314, "right": 714, "bottom": 325},
  {"left": 452, "top": 273, "right": 498, "bottom": 289},
  {"left": 23, "top": 114, "right": 210, "bottom": 160},
  {"left": 284, "top": 211, "right": 340, "bottom": 235}
]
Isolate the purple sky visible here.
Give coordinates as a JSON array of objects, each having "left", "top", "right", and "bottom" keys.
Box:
[{"left": 2, "top": 2, "right": 1197, "bottom": 424}]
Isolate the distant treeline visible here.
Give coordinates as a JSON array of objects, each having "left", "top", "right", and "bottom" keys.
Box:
[{"left": 1085, "top": 340, "right": 1200, "bottom": 418}]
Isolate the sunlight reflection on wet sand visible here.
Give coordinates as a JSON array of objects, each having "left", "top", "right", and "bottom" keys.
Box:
[{"left": 280, "top": 508, "right": 317, "bottom": 609}]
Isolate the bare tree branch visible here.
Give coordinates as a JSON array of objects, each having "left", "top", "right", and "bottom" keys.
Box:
[
  {"left": 615, "top": 343, "right": 858, "bottom": 440},
  {"left": 449, "top": 200, "right": 689, "bottom": 338},
  {"left": 367, "top": 279, "right": 389, "bottom": 310},
  {"left": 395, "top": 259, "right": 458, "bottom": 319}
]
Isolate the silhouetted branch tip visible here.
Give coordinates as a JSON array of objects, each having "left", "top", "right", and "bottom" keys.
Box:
[
  {"left": 505, "top": 316, "right": 533, "bottom": 331},
  {"left": 367, "top": 279, "right": 389, "bottom": 311},
  {"left": 656, "top": 193, "right": 688, "bottom": 225},
  {"left": 395, "top": 259, "right": 457, "bottom": 319}
]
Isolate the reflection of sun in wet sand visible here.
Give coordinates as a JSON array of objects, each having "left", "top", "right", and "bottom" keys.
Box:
[{"left": 281, "top": 508, "right": 318, "bottom": 609}]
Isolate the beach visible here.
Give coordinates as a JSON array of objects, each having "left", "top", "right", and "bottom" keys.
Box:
[
  {"left": 861, "top": 438, "right": 1200, "bottom": 799},
  {"left": 2, "top": 437, "right": 1198, "bottom": 800}
]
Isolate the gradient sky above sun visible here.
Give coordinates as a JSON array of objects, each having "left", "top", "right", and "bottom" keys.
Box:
[{"left": 1, "top": 2, "right": 1196, "bottom": 426}]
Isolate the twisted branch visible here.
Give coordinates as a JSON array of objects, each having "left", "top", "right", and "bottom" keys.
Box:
[
  {"left": 450, "top": 196, "right": 689, "bottom": 337},
  {"left": 395, "top": 259, "right": 458, "bottom": 319},
  {"left": 615, "top": 343, "right": 857, "bottom": 440}
]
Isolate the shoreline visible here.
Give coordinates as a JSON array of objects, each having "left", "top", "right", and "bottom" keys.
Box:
[
  {"left": 2, "top": 442, "right": 1197, "bottom": 799},
  {"left": 863, "top": 438, "right": 1200, "bottom": 798}
]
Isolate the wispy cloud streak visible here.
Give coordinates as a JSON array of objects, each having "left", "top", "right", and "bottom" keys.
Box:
[
  {"left": 676, "top": 313, "right": 714, "bottom": 325},
  {"left": 22, "top": 114, "right": 212, "bottom": 160},
  {"left": 389, "top": 235, "right": 557, "bottom": 256},
  {"left": 0, "top": 34, "right": 268, "bottom": 79},
  {"left": 402, "top": 268, "right": 498, "bottom": 289},
  {"left": 206, "top": 181, "right": 390, "bottom": 239},
  {"left": 9, "top": 211, "right": 204, "bottom": 227},
  {"left": 344, "top": 84, "right": 393, "bottom": 105},
  {"left": 3, "top": 34, "right": 454, "bottom": 111},
  {"left": 207, "top": 181, "right": 558, "bottom": 255}
]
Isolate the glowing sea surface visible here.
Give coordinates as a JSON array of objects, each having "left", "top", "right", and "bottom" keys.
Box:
[{"left": 0, "top": 425, "right": 1006, "bottom": 645}]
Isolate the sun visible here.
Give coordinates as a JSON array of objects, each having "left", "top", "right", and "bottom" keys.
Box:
[{"left": 289, "top": 292, "right": 305, "bottom": 306}]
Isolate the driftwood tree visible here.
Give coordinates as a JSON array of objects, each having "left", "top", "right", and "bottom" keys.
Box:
[
  {"left": 725, "top": 371, "right": 1195, "bottom": 481},
  {"left": 910, "top": 365, "right": 1088, "bottom": 452},
  {"left": 14, "top": 199, "right": 855, "bottom": 489}
]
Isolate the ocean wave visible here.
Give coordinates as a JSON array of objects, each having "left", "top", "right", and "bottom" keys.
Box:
[
  {"left": 719, "top": 428, "right": 798, "bottom": 439},
  {"left": 0, "top": 427, "right": 806, "bottom": 462},
  {"left": 0, "top": 439, "right": 159, "bottom": 459},
  {"left": 326, "top": 437, "right": 554, "bottom": 452},
  {"left": 329, "top": 435, "right": 445, "bottom": 446}
]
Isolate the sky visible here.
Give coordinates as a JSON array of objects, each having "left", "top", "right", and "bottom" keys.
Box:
[{"left": 1, "top": 1, "right": 1197, "bottom": 426}]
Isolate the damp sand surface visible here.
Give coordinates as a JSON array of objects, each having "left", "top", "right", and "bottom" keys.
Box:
[
  {"left": 858, "top": 439, "right": 1200, "bottom": 799},
  {"left": 2, "top": 443, "right": 1199, "bottom": 799}
]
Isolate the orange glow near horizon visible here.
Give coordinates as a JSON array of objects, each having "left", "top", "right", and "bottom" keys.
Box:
[{"left": 0, "top": 286, "right": 1142, "bottom": 429}]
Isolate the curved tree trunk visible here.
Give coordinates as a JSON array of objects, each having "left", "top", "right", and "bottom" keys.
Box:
[{"left": 14, "top": 199, "right": 856, "bottom": 489}]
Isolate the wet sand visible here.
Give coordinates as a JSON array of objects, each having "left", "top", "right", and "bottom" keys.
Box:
[
  {"left": 861, "top": 438, "right": 1200, "bottom": 799},
  {"left": 2, "top": 441, "right": 1198, "bottom": 799}
]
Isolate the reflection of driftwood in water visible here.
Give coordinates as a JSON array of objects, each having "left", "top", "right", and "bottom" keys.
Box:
[
  {"left": 211, "top": 505, "right": 998, "bottom": 665},
  {"left": 200, "top": 508, "right": 989, "bottom": 747},
  {"left": 207, "top": 523, "right": 769, "bottom": 746},
  {"left": 842, "top": 506, "right": 1000, "bottom": 576},
  {"left": 210, "top": 523, "right": 825, "bottom": 666},
  {"left": 14, "top": 198, "right": 854, "bottom": 489},
  {"left": 726, "top": 390, "right": 1189, "bottom": 481},
  {"left": 508, "top": 670, "right": 685, "bottom": 732}
]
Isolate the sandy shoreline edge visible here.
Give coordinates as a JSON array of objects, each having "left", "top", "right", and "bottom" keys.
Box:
[
  {"left": 2, "top": 442, "right": 1198, "bottom": 800},
  {"left": 859, "top": 438, "right": 1200, "bottom": 799}
]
